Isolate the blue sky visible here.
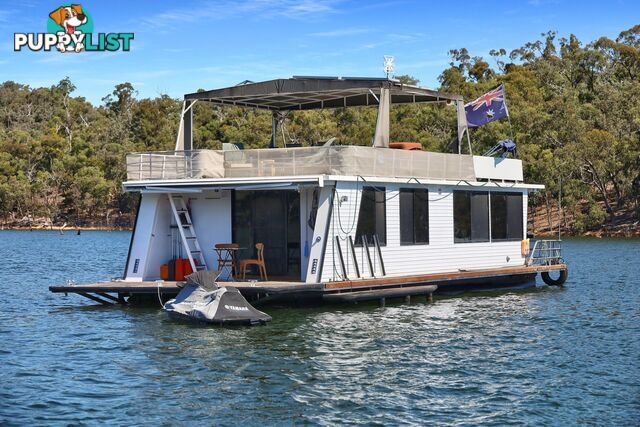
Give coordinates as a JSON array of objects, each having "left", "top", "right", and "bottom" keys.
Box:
[{"left": 1, "top": 0, "right": 637, "bottom": 105}]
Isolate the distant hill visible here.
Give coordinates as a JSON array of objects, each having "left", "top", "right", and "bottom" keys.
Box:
[{"left": 1, "top": 26, "right": 639, "bottom": 235}]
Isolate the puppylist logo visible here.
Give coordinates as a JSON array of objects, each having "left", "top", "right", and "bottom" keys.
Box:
[{"left": 14, "top": 4, "right": 134, "bottom": 53}]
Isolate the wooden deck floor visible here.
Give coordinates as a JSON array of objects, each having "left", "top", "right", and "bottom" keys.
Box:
[
  {"left": 326, "top": 263, "right": 567, "bottom": 289},
  {"left": 49, "top": 280, "right": 319, "bottom": 294},
  {"left": 49, "top": 263, "right": 567, "bottom": 305}
]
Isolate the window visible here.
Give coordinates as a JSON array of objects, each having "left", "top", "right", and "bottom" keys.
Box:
[
  {"left": 400, "top": 189, "right": 429, "bottom": 245},
  {"left": 454, "top": 191, "right": 489, "bottom": 243},
  {"left": 355, "top": 187, "right": 386, "bottom": 245},
  {"left": 491, "top": 192, "right": 523, "bottom": 241}
]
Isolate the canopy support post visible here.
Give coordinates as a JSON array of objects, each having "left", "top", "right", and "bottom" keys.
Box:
[
  {"left": 372, "top": 84, "right": 391, "bottom": 148},
  {"left": 183, "top": 100, "right": 193, "bottom": 152},
  {"left": 456, "top": 99, "right": 472, "bottom": 155},
  {"left": 270, "top": 112, "right": 278, "bottom": 148},
  {"left": 174, "top": 101, "right": 185, "bottom": 151}
]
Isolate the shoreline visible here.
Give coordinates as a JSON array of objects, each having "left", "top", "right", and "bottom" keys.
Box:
[
  {"left": 1, "top": 226, "right": 132, "bottom": 232},
  {"left": 1, "top": 226, "right": 637, "bottom": 238}
]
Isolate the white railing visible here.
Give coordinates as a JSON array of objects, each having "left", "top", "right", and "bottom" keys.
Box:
[
  {"left": 126, "top": 150, "right": 224, "bottom": 181},
  {"left": 526, "top": 240, "right": 564, "bottom": 266},
  {"left": 125, "top": 146, "right": 479, "bottom": 182}
]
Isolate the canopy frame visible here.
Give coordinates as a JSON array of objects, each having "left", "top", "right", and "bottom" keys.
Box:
[{"left": 177, "top": 76, "right": 470, "bottom": 152}]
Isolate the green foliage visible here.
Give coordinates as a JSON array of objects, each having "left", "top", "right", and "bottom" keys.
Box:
[
  {"left": 442, "top": 26, "right": 640, "bottom": 229},
  {"left": 574, "top": 203, "right": 608, "bottom": 233},
  {"left": 0, "top": 26, "right": 638, "bottom": 231}
]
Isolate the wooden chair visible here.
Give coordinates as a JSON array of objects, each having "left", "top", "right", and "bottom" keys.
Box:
[
  {"left": 239, "top": 243, "right": 268, "bottom": 281},
  {"left": 214, "top": 243, "right": 239, "bottom": 278}
]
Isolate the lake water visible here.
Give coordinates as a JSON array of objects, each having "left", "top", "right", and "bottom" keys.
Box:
[{"left": 0, "top": 231, "right": 638, "bottom": 425}]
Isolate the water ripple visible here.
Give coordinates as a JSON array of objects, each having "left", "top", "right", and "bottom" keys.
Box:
[{"left": 0, "top": 232, "right": 639, "bottom": 425}]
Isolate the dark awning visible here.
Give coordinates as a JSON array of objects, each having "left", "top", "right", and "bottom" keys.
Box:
[{"left": 184, "top": 76, "right": 463, "bottom": 111}]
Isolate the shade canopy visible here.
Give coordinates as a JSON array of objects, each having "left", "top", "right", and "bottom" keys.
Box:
[{"left": 184, "top": 76, "right": 462, "bottom": 111}]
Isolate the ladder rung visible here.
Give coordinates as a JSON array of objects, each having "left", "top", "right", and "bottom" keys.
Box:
[{"left": 170, "top": 192, "right": 207, "bottom": 270}]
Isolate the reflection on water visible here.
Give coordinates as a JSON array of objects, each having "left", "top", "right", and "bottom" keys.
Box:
[{"left": 0, "top": 231, "right": 638, "bottom": 425}]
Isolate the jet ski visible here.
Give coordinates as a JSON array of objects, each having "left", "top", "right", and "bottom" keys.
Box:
[{"left": 163, "top": 270, "right": 271, "bottom": 326}]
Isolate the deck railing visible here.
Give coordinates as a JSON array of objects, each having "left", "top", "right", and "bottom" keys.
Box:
[
  {"left": 526, "top": 239, "right": 564, "bottom": 266},
  {"left": 125, "top": 146, "right": 479, "bottom": 182},
  {"left": 126, "top": 150, "right": 225, "bottom": 181}
]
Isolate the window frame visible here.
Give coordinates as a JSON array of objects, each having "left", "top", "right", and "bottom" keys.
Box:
[
  {"left": 399, "top": 188, "right": 429, "bottom": 246},
  {"left": 490, "top": 192, "right": 524, "bottom": 242},
  {"left": 453, "top": 190, "right": 490, "bottom": 244},
  {"left": 355, "top": 186, "right": 387, "bottom": 247}
]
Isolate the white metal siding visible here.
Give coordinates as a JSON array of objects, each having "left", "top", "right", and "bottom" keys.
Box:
[
  {"left": 124, "top": 193, "right": 161, "bottom": 281},
  {"left": 321, "top": 182, "right": 528, "bottom": 282},
  {"left": 189, "top": 191, "right": 232, "bottom": 270},
  {"left": 144, "top": 195, "right": 173, "bottom": 280}
]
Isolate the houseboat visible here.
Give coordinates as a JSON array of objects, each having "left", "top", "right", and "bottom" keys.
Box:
[{"left": 50, "top": 76, "right": 567, "bottom": 306}]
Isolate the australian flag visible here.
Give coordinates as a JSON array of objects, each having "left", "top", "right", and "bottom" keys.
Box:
[{"left": 464, "top": 84, "right": 509, "bottom": 128}]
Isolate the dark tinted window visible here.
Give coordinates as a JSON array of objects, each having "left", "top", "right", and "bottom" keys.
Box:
[
  {"left": 400, "top": 189, "right": 429, "bottom": 245},
  {"left": 355, "top": 187, "right": 386, "bottom": 245},
  {"left": 490, "top": 192, "right": 523, "bottom": 240},
  {"left": 471, "top": 192, "right": 489, "bottom": 242},
  {"left": 400, "top": 190, "right": 414, "bottom": 244},
  {"left": 506, "top": 193, "right": 523, "bottom": 239},
  {"left": 454, "top": 191, "right": 489, "bottom": 243},
  {"left": 490, "top": 192, "right": 523, "bottom": 241},
  {"left": 491, "top": 193, "right": 507, "bottom": 240},
  {"left": 454, "top": 191, "right": 471, "bottom": 242}
]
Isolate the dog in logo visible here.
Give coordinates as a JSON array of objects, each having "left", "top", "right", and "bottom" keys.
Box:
[{"left": 49, "top": 4, "right": 87, "bottom": 52}]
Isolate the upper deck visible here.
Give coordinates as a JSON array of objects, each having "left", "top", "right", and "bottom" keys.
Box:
[
  {"left": 123, "top": 77, "right": 540, "bottom": 191},
  {"left": 124, "top": 146, "right": 531, "bottom": 189}
]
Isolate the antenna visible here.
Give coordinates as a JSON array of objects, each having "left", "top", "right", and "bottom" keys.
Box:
[{"left": 383, "top": 55, "right": 395, "bottom": 78}]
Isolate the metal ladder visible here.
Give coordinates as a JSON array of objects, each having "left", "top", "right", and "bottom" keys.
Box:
[{"left": 168, "top": 194, "right": 207, "bottom": 272}]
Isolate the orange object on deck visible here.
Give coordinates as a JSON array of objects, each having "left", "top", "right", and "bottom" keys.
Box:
[
  {"left": 174, "top": 259, "right": 187, "bottom": 281},
  {"left": 174, "top": 258, "right": 196, "bottom": 281},
  {"left": 160, "top": 264, "right": 169, "bottom": 280},
  {"left": 389, "top": 142, "right": 422, "bottom": 150},
  {"left": 184, "top": 259, "right": 195, "bottom": 276}
]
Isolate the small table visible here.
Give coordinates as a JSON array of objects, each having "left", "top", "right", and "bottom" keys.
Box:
[{"left": 214, "top": 244, "right": 242, "bottom": 281}]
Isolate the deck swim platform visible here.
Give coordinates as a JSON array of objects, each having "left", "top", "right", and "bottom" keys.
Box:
[
  {"left": 49, "top": 264, "right": 566, "bottom": 305},
  {"left": 325, "top": 264, "right": 567, "bottom": 289},
  {"left": 48, "top": 280, "right": 318, "bottom": 294}
]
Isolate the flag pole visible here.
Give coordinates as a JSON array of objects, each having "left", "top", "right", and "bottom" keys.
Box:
[{"left": 503, "top": 84, "right": 515, "bottom": 142}]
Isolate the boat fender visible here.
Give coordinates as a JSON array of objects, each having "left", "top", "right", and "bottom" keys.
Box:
[{"left": 541, "top": 269, "right": 568, "bottom": 286}]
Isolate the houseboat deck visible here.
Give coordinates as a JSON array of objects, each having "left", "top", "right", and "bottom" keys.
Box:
[{"left": 49, "top": 263, "right": 566, "bottom": 306}]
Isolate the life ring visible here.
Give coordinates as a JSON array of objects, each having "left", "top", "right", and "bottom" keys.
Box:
[{"left": 541, "top": 269, "right": 568, "bottom": 286}]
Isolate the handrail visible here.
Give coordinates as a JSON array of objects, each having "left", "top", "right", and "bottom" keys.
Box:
[
  {"left": 124, "top": 146, "right": 484, "bottom": 182},
  {"left": 126, "top": 150, "right": 221, "bottom": 181},
  {"left": 526, "top": 239, "right": 563, "bottom": 266}
]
